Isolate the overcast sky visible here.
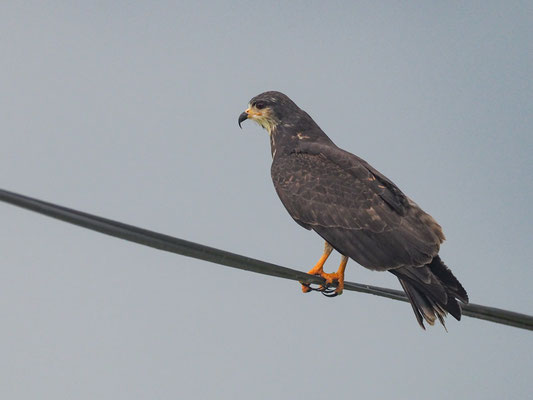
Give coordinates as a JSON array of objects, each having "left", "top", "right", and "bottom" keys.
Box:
[{"left": 1, "top": 2, "right": 532, "bottom": 399}]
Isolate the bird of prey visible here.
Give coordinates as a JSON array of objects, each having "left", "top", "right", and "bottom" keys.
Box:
[{"left": 238, "top": 91, "right": 468, "bottom": 329}]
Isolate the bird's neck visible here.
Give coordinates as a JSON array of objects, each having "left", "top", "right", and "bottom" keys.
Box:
[{"left": 269, "top": 121, "right": 334, "bottom": 159}]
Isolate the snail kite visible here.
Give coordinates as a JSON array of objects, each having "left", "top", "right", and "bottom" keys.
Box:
[{"left": 238, "top": 91, "right": 468, "bottom": 329}]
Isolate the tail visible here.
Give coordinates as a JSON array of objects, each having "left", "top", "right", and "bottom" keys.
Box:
[{"left": 391, "top": 256, "right": 469, "bottom": 330}]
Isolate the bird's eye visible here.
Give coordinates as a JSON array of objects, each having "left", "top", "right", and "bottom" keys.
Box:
[{"left": 255, "top": 101, "right": 266, "bottom": 110}]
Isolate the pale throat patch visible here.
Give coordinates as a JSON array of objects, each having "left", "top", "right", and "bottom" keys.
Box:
[
  {"left": 256, "top": 117, "right": 278, "bottom": 135},
  {"left": 248, "top": 103, "right": 278, "bottom": 135}
]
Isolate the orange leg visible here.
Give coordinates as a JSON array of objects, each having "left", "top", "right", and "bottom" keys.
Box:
[
  {"left": 321, "top": 255, "right": 348, "bottom": 296},
  {"left": 301, "top": 242, "right": 333, "bottom": 293}
]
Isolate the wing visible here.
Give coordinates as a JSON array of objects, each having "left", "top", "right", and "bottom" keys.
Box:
[{"left": 271, "top": 144, "right": 445, "bottom": 271}]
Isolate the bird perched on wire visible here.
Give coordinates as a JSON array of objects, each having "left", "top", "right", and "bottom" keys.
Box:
[{"left": 238, "top": 91, "right": 468, "bottom": 329}]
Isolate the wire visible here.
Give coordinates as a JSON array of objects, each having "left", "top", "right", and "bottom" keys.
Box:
[{"left": 1, "top": 188, "right": 532, "bottom": 331}]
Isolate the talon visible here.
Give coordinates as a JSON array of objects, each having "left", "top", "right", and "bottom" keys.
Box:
[
  {"left": 322, "top": 290, "right": 339, "bottom": 298},
  {"left": 319, "top": 285, "right": 336, "bottom": 294},
  {"left": 319, "top": 278, "right": 343, "bottom": 297},
  {"left": 300, "top": 243, "right": 348, "bottom": 299},
  {"left": 301, "top": 282, "right": 312, "bottom": 293}
]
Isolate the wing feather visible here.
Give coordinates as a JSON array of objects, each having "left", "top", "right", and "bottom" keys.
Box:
[{"left": 271, "top": 145, "right": 444, "bottom": 270}]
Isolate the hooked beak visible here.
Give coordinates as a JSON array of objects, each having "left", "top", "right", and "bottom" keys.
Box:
[{"left": 238, "top": 111, "right": 248, "bottom": 128}]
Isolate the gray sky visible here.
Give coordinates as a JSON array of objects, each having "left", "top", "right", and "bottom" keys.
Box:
[{"left": 1, "top": 1, "right": 532, "bottom": 399}]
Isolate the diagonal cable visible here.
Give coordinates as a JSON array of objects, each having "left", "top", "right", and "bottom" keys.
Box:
[{"left": 1, "top": 188, "right": 532, "bottom": 331}]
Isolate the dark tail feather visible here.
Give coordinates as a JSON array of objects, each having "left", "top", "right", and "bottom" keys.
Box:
[
  {"left": 391, "top": 256, "right": 468, "bottom": 330},
  {"left": 428, "top": 256, "right": 469, "bottom": 304}
]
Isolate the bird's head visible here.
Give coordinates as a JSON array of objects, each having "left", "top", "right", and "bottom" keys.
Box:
[{"left": 238, "top": 91, "right": 300, "bottom": 134}]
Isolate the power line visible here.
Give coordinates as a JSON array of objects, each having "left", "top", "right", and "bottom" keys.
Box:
[{"left": 1, "top": 188, "right": 532, "bottom": 331}]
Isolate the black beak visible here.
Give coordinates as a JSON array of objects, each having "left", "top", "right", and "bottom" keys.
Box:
[{"left": 238, "top": 112, "right": 248, "bottom": 128}]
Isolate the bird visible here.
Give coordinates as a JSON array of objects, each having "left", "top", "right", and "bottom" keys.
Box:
[{"left": 238, "top": 91, "right": 468, "bottom": 329}]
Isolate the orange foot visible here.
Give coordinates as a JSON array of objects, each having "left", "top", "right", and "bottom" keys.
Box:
[
  {"left": 301, "top": 243, "right": 348, "bottom": 297},
  {"left": 317, "top": 257, "right": 347, "bottom": 297},
  {"left": 301, "top": 267, "right": 346, "bottom": 296},
  {"left": 320, "top": 270, "right": 345, "bottom": 296}
]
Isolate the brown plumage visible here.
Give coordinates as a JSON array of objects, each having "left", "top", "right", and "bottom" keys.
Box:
[{"left": 239, "top": 91, "right": 468, "bottom": 329}]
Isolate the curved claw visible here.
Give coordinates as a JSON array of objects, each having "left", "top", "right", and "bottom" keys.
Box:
[
  {"left": 301, "top": 282, "right": 337, "bottom": 293},
  {"left": 321, "top": 289, "right": 339, "bottom": 297},
  {"left": 303, "top": 284, "right": 324, "bottom": 292},
  {"left": 301, "top": 282, "right": 322, "bottom": 293},
  {"left": 320, "top": 284, "right": 340, "bottom": 297}
]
